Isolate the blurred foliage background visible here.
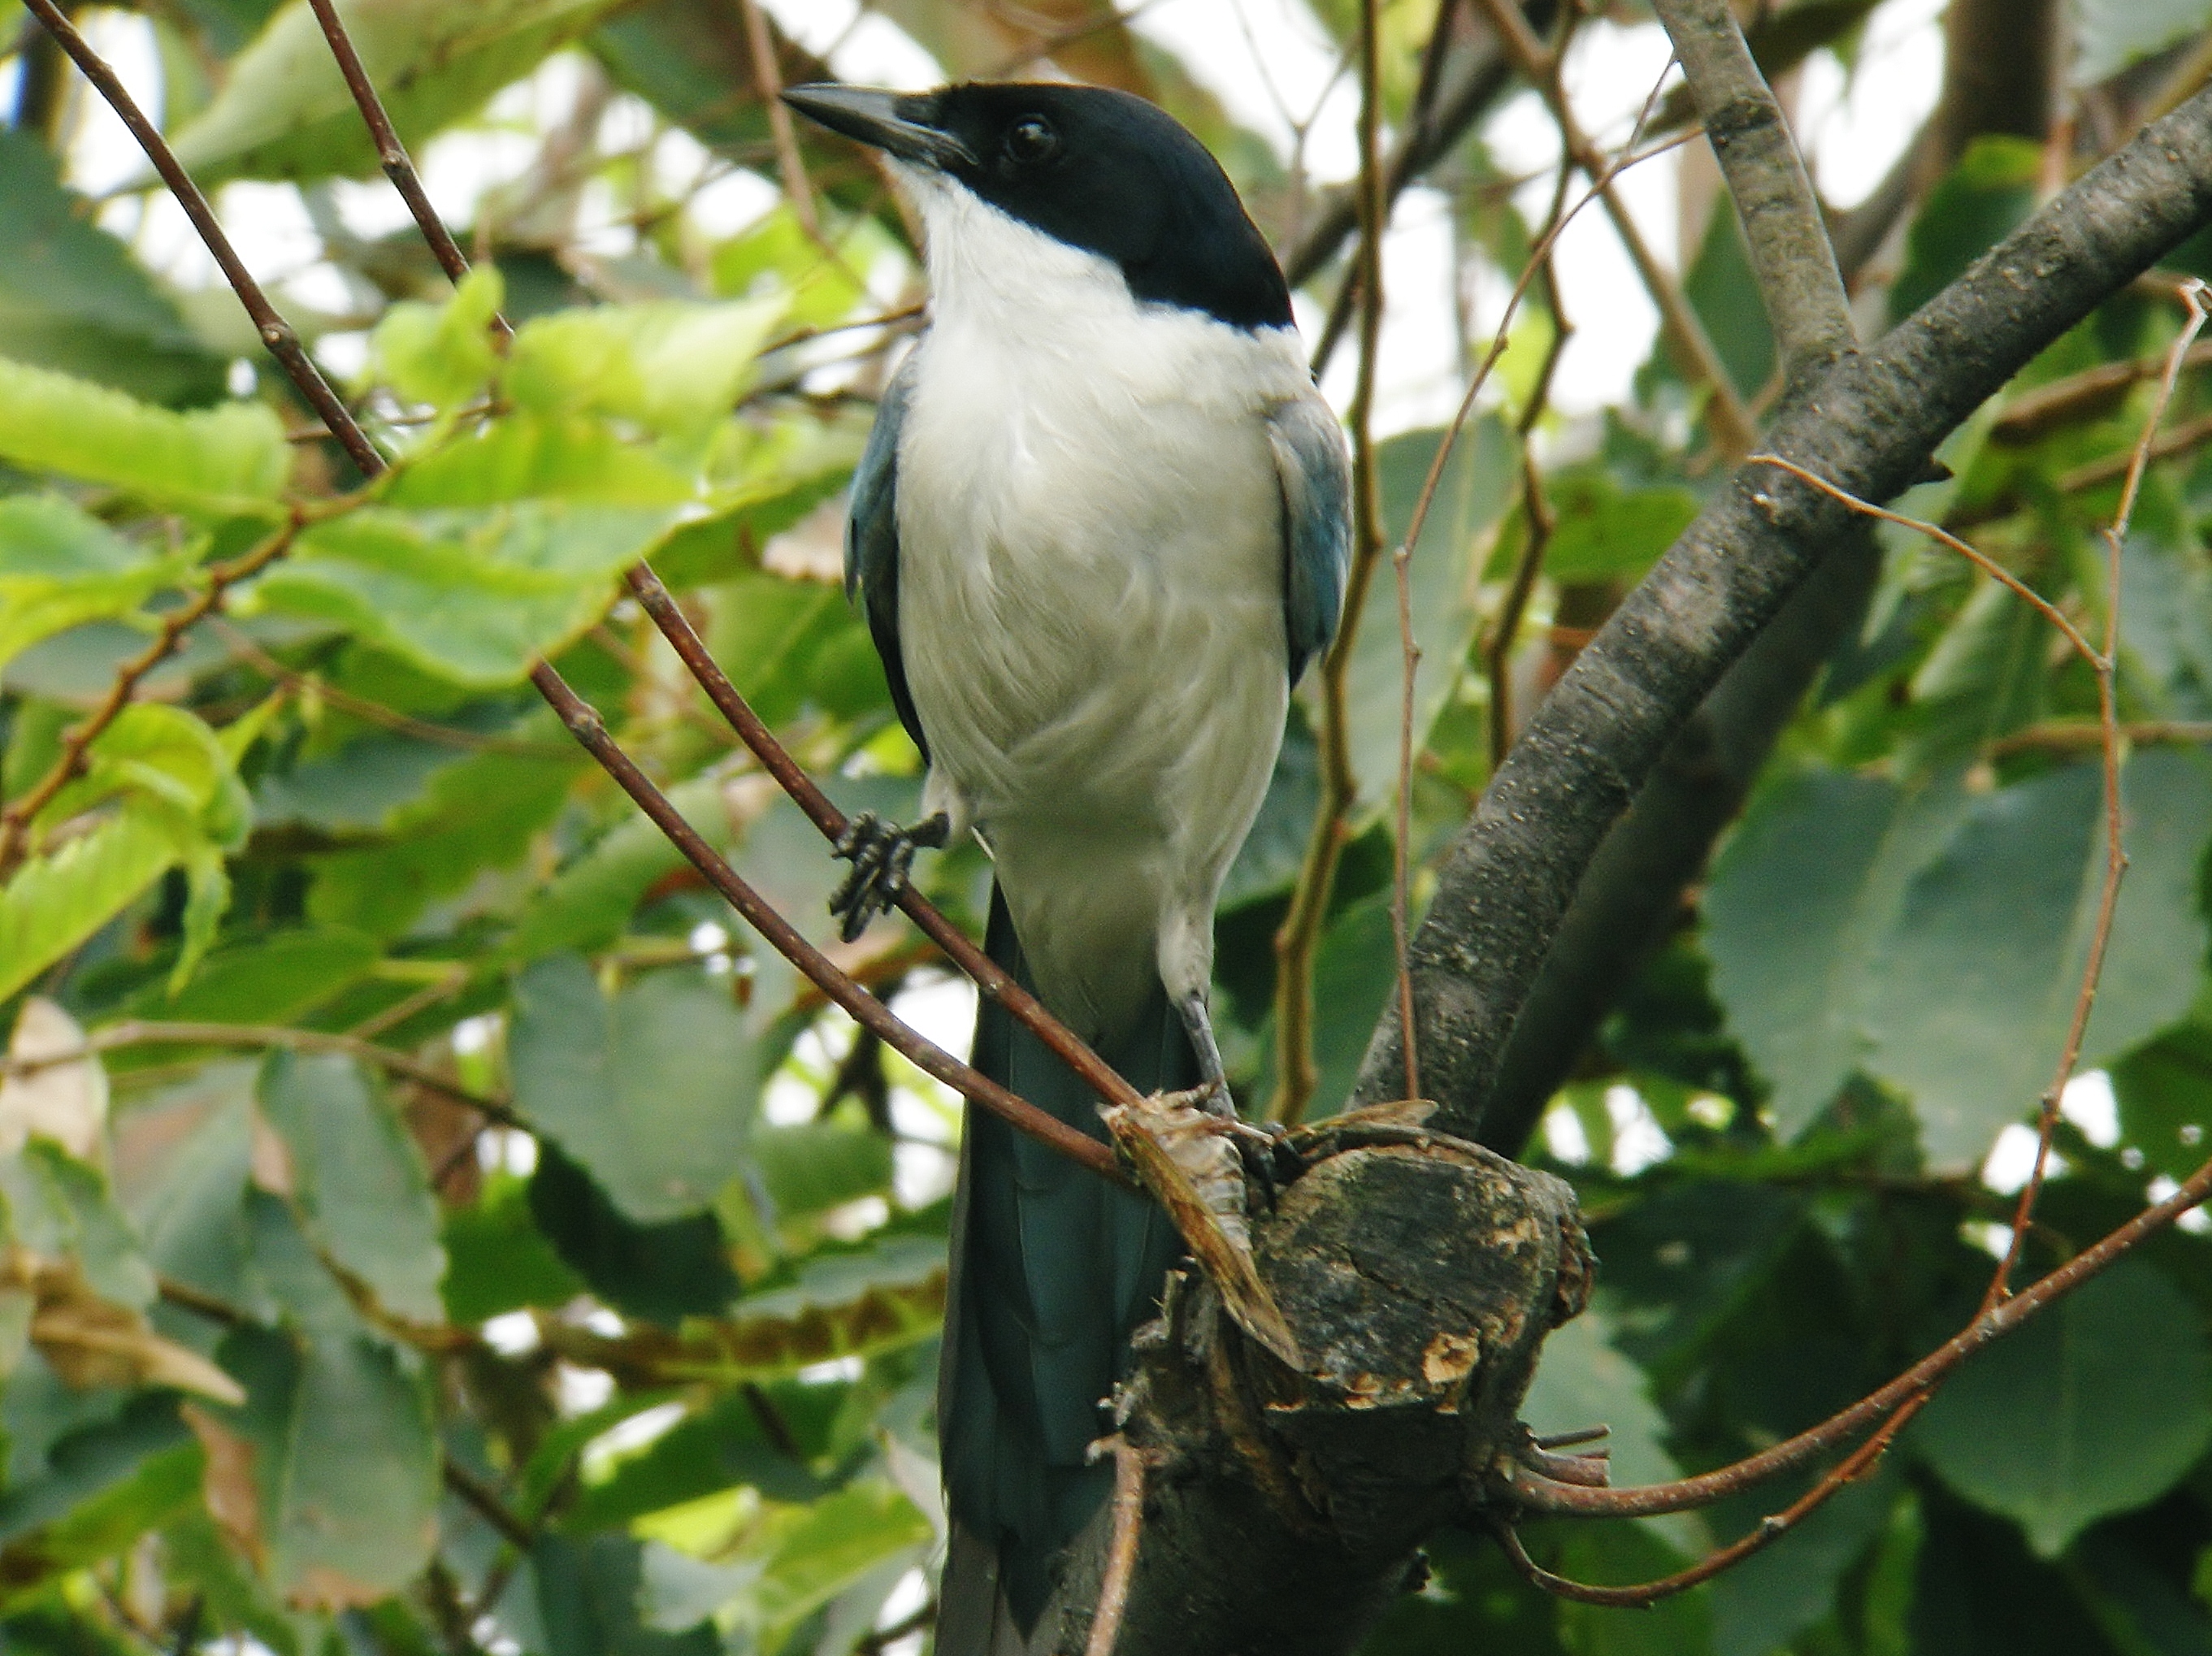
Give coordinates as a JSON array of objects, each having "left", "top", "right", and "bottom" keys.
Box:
[{"left": 3, "top": 0, "right": 2212, "bottom": 1651}]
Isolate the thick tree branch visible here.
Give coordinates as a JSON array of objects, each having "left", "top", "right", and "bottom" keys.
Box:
[
  {"left": 1653, "top": 0, "right": 1852, "bottom": 384},
  {"left": 1353, "top": 83, "right": 2212, "bottom": 1137}
]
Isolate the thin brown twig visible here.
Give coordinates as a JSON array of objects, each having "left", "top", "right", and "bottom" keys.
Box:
[
  {"left": 1747, "top": 456, "right": 2105, "bottom": 665},
  {"left": 1984, "top": 276, "right": 2211, "bottom": 1310},
  {"left": 1083, "top": 1436, "right": 1154, "bottom": 1656},
  {"left": 1989, "top": 719, "right": 2212, "bottom": 756},
  {"left": 19, "top": 0, "right": 382, "bottom": 479},
  {"left": 1269, "top": 0, "right": 1391, "bottom": 1125},
  {"left": 736, "top": 0, "right": 821, "bottom": 241},
  {"left": 442, "top": 1459, "right": 535, "bottom": 1551},
  {"left": 0, "top": 513, "right": 306, "bottom": 878},
  {"left": 1507, "top": 1132, "right": 2212, "bottom": 1521},
  {"left": 529, "top": 661, "right": 1128, "bottom": 1185},
  {"left": 302, "top": 0, "right": 512, "bottom": 344},
  {"left": 1, "top": 1020, "right": 518, "bottom": 1124},
  {"left": 1391, "top": 532, "right": 1422, "bottom": 1105},
  {"left": 1394, "top": 50, "right": 1674, "bottom": 627}
]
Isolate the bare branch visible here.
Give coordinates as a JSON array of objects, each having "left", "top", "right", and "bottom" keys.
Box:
[{"left": 1652, "top": 0, "right": 1852, "bottom": 384}]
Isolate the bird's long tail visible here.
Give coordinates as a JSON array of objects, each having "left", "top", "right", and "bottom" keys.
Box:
[{"left": 934, "top": 885, "right": 1193, "bottom": 1654}]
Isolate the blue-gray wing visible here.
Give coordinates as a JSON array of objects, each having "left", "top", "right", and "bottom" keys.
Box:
[
  {"left": 1265, "top": 393, "right": 1353, "bottom": 686},
  {"left": 847, "top": 353, "right": 927, "bottom": 757}
]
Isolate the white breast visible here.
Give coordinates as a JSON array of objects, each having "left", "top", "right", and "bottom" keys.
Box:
[{"left": 891, "top": 175, "right": 1314, "bottom": 1038}]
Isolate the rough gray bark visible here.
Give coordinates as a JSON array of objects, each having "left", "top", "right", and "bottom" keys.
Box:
[{"left": 1034, "top": 1117, "right": 1590, "bottom": 1656}]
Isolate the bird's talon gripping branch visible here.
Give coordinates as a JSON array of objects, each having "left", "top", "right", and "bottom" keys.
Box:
[{"left": 828, "top": 810, "right": 949, "bottom": 941}]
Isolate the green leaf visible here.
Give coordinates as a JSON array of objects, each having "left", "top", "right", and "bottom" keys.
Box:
[
  {"left": 1348, "top": 416, "right": 1516, "bottom": 808},
  {"left": 1901, "top": 579, "right": 2049, "bottom": 770},
  {"left": 509, "top": 958, "right": 754, "bottom": 1224},
  {"left": 1541, "top": 466, "right": 1703, "bottom": 585},
  {"left": 440, "top": 1171, "right": 583, "bottom": 1324},
  {"left": 125, "top": 1072, "right": 258, "bottom": 1319},
  {"left": 49, "top": 704, "right": 252, "bottom": 849},
  {"left": 533, "top": 1533, "right": 718, "bottom": 1656},
  {"left": 210, "top": 1324, "right": 441, "bottom": 1606},
  {"left": 251, "top": 503, "right": 678, "bottom": 686},
  {"left": 1709, "top": 1468, "right": 1895, "bottom": 1656},
  {"left": 503, "top": 298, "right": 784, "bottom": 442},
  {"left": 527, "top": 1142, "right": 737, "bottom": 1328},
  {"left": 1705, "top": 768, "right": 1969, "bottom": 1138},
  {"left": 0, "top": 497, "right": 192, "bottom": 677},
  {"left": 750, "top": 1120, "right": 891, "bottom": 1220},
  {"left": 1520, "top": 1306, "right": 1681, "bottom": 1493},
  {"left": 0, "top": 804, "right": 201, "bottom": 1004},
  {"left": 2110, "top": 1022, "right": 2212, "bottom": 1182},
  {"left": 256, "top": 1052, "right": 446, "bottom": 1324},
  {"left": 1890, "top": 137, "right": 2041, "bottom": 324},
  {"left": 371, "top": 265, "right": 505, "bottom": 412},
  {"left": 1685, "top": 204, "right": 1776, "bottom": 403},
  {"left": 306, "top": 748, "right": 582, "bottom": 938},
  {"left": 124, "top": 929, "right": 380, "bottom": 1023},
  {"left": 1866, "top": 752, "right": 2212, "bottom": 1168},
  {"left": 0, "top": 358, "right": 288, "bottom": 516},
  {"left": 167, "top": 0, "right": 632, "bottom": 184},
  {"left": 503, "top": 774, "right": 735, "bottom": 962},
  {"left": 0, "top": 130, "right": 224, "bottom": 408},
  {"left": 722, "top": 1480, "right": 931, "bottom": 1645},
  {"left": 1915, "top": 1259, "right": 2212, "bottom": 1555}
]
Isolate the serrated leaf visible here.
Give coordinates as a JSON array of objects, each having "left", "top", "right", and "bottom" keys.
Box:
[
  {"left": 510, "top": 958, "right": 753, "bottom": 1224},
  {"left": 0, "top": 1142, "right": 156, "bottom": 1311},
  {"left": 1916, "top": 1259, "right": 2212, "bottom": 1555},
  {"left": 167, "top": 0, "right": 631, "bottom": 184},
  {"left": 1866, "top": 751, "right": 2212, "bottom": 1168},
  {"left": 503, "top": 298, "right": 784, "bottom": 441},
  {"left": 1705, "top": 769, "right": 1970, "bottom": 1138},
  {"left": 0, "top": 358, "right": 288, "bottom": 515},
  {"left": 255, "top": 1052, "right": 445, "bottom": 1324},
  {"left": 124, "top": 928, "right": 379, "bottom": 1023},
  {"left": 251, "top": 503, "right": 679, "bottom": 686},
  {"left": 0, "top": 496, "right": 192, "bottom": 677}
]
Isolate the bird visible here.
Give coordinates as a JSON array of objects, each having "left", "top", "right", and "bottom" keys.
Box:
[{"left": 782, "top": 80, "right": 1351, "bottom": 1654}]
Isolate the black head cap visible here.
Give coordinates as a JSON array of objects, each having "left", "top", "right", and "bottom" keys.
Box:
[{"left": 783, "top": 81, "right": 1293, "bottom": 332}]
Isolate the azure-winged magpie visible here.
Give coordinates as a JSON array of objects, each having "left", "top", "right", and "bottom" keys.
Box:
[{"left": 783, "top": 80, "right": 1351, "bottom": 1653}]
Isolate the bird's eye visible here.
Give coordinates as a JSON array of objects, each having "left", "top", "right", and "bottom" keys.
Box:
[{"left": 1004, "top": 115, "right": 1059, "bottom": 167}]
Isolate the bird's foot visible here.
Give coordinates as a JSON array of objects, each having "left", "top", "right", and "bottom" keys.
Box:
[
  {"left": 1173, "top": 990, "right": 1236, "bottom": 1120},
  {"left": 828, "top": 810, "right": 949, "bottom": 942}
]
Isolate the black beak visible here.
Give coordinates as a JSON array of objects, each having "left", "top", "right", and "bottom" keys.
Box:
[{"left": 781, "top": 85, "right": 974, "bottom": 171}]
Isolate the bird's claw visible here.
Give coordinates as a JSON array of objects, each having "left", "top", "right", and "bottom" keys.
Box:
[{"left": 828, "top": 810, "right": 949, "bottom": 942}]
